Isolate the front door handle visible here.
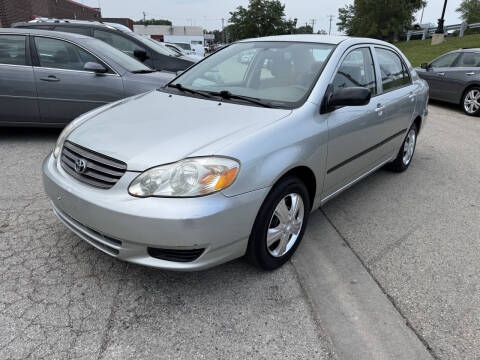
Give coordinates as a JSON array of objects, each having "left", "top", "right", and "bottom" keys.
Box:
[
  {"left": 437, "top": 72, "right": 445, "bottom": 76},
  {"left": 466, "top": 72, "right": 475, "bottom": 76},
  {"left": 40, "top": 75, "right": 60, "bottom": 82},
  {"left": 375, "top": 104, "right": 385, "bottom": 116}
]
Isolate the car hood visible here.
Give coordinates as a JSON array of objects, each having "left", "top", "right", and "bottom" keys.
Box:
[{"left": 68, "top": 90, "right": 292, "bottom": 171}]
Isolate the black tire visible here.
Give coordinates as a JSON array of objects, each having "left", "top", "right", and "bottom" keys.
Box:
[
  {"left": 386, "top": 123, "right": 418, "bottom": 172},
  {"left": 461, "top": 87, "right": 480, "bottom": 116},
  {"left": 246, "top": 176, "right": 311, "bottom": 270}
]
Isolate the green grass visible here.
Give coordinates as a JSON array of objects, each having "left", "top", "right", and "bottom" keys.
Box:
[{"left": 395, "top": 34, "right": 480, "bottom": 67}]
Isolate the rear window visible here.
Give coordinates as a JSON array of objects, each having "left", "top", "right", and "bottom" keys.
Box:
[{"left": 0, "top": 35, "right": 26, "bottom": 65}]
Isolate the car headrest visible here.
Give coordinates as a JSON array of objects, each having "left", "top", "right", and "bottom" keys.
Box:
[{"left": 463, "top": 54, "right": 476, "bottom": 66}]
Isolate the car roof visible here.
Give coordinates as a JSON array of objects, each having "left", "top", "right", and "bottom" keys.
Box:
[
  {"left": 0, "top": 27, "right": 91, "bottom": 40},
  {"left": 13, "top": 19, "right": 120, "bottom": 31},
  {"left": 239, "top": 34, "right": 349, "bottom": 45},
  {"left": 238, "top": 34, "right": 395, "bottom": 47}
]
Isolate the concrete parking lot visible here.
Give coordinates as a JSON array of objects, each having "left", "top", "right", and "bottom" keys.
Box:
[{"left": 1, "top": 103, "right": 479, "bottom": 360}]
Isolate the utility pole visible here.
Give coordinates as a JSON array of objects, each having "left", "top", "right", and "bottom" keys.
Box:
[
  {"left": 327, "top": 15, "right": 334, "bottom": 35},
  {"left": 436, "top": 0, "right": 448, "bottom": 34},
  {"left": 420, "top": 5, "right": 425, "bottom": 24},
  {"left": 221, "top": 18, "right": 225, "bottom": 43},
  {"left": 143, "top": 11, "right": 146, "bottom": 23},
  {"left": 310, "top": 19, "right": 316, "bottom": 33}
]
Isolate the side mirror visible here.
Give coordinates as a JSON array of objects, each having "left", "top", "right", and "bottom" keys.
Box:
[
  {"left": 134, "top": 49, "right": 149, "bottom": 62},
  {"left": 84, "top": 62, "right": 108, "bottom": 74},
  {"left": 421, "top": 62, "right": 430, "bottom": 70},
  {"left": 328, "top": 87, "right": 371, "bottom": 108}
]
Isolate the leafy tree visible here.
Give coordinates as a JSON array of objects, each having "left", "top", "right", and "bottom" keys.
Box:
[
  {"left": 134, "top": 18, "right": 172, "bottom": 26},
  {"left": 228, "top": 0, "right": 296, "bottom": 40},
  {"left": 294, "top": 25, "right": 314, "bottom": 34},
  {"left": 337, "top": 0, "right": 425, "bottom": 41},
  {"left": 456, "top": 0, "right": 480, "bottom": 24}
]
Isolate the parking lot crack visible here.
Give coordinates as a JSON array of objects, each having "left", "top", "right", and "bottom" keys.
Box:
[{"left": 96, "top": 264, "right": 129, "bottom": 360}]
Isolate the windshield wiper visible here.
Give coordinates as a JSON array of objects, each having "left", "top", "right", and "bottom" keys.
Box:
[
  {"left": 207, "top": 90, "right": 272, "bottom": 108},
  {"left": 131, "top": 69, "right": 156, "bottom": 74},
  {"left": 167, "top": 83, "right": 212, "bottom": 98}
]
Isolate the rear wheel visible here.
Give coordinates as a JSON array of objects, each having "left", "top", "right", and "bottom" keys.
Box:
[
  {"left": 386, "top": 123, "right": 417, "bottom": 172},
  {"left": 462, "top": 87, "right": 480, "bottom": 116},
  {"left": 246, "top": 176, "right": 310, "bottom": 270}
]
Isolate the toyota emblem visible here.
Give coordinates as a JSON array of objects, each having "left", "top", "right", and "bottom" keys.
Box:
[{"left": 74, "top": 158, "right": 88, "bottom": 174}]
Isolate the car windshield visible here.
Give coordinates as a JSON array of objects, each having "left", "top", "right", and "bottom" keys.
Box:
[
  {"left": 129, "top": 33, "right": 176, "bottom": 56},
  {"left": 85, "top": 38, "right": 152, "bottom": 73},
  {"left": 170, "top": 41, "right": 335, "bottom": 107},
  {"left": 175, "top": 43, "right": 191, "bottom": 51},
  {"left": 149, "top": 39, "right": 181, "bottom": 57}
]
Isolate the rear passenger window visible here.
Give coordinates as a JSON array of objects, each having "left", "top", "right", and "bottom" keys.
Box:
[
  {"left": 452, "top": 52, "right": 480, "bottom": 67},
  {"left": 333, "top": 47, "right": 377, "bottom": 96},
  {"left": 376, "top": 48, "right": 411, "bottom": 92},
  {"left": 0, "top": 35, "right": 26, "bottom": 66},
  {"left": 93, "top": 30, "right": 139, "bottom": 57}
]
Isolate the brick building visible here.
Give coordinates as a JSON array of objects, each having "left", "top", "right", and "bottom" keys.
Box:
[{"left": 0, "top": 0, "right": 101, "bottom": 28}]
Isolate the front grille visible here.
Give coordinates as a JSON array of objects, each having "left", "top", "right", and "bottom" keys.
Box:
[
  {"left": 147, "top": 247, "right": 205, "bottom": 262},
  {"left": 61, "top": 141, "right": 127, "bottom": 189}
]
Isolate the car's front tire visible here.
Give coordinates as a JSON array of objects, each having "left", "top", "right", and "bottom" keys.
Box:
[
  {"left": 246, "top": 176, "right": 310, "bottom": 270},
  {"left": 462, "top": 87, "right": 480, "bottom": 116},
  {"left": 386, "top": 123, "right": 417, "bottom": 172}
]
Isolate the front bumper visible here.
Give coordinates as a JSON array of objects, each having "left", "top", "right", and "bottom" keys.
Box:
[{"left": 43, "top": 154, "right": 270, "bottom": 271}]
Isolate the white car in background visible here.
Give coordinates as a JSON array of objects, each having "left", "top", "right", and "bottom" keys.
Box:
[{"left": 170, "top": 42, "right": 204, "bottom": 60}]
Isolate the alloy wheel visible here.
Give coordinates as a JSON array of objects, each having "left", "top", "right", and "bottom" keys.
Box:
[
  {"left": 464, "top": 89, "right": 480, "bottom": 114},
  {"left": 266, "top": 193, "right": 304, "bottom": 258},
  {"left": 402, "top": 129, "right": 416, "bottom": 166}
]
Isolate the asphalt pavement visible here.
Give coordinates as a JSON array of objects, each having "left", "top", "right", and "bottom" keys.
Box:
[{"left": 0, "top": 102, "right": 478, "bottom": 359}]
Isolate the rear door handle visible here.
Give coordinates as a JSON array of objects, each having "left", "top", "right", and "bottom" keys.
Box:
[
  {"left": 466, "top": 72, "right": 475, "bottom": 76},
  {"left": 40, "top": 75, "right": 60, "bottom": 82},
  {"left": 437, "top": 72, "right": 445, "bottom": 76},
  {"left": 408, "top": 92, "right": 416, "bottom": 102}
]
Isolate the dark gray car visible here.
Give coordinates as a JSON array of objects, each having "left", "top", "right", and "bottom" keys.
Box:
[
  {"left": 0, "top": 28, "right": 174, "bottom": 126},
  {"left": 13, "top": 20, "right": 195, "bottom": 73},
  {"left": 416, "top": 49, "right": 480, "bottom": 116}
]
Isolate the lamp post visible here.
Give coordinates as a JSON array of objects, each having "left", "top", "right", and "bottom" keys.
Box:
[{"left": 436, "top": 0, "right": 448, "bottom": 34}]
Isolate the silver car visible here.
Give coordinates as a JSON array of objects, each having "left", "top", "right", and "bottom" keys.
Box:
[
  {"left": 0, "top": 28, "right": 173, "bottom": 126},
  {"left": 43, "top": 35, "right": 429, "bottom": 271}
]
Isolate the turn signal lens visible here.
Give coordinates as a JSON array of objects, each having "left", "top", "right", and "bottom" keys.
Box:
[{"left": 215, "top": 168, "right": 238, "bottom": 190}]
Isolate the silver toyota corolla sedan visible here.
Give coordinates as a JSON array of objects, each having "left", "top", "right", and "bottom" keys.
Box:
[{"left": 43, "top": 35, "right": 429, "bottom": 271}]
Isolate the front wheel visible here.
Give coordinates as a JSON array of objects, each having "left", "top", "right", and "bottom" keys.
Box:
[
  {"left": 386, "top": 123, "right": 417, "bottom": 172},
  {"left": 246, "top": 176, "right": 311, "bottom": 270},
  {"left": 462, "top": 87, "right": 480, "bottom": 116}
]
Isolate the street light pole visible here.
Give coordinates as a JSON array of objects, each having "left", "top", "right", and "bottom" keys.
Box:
[{"left": 436, "top": 0, "right": 448, "bottom": 34}]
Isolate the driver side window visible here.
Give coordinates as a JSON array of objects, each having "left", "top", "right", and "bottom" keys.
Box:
[
  {"left": 333, "top": 48, "right": 377, "bottom": 96},
  {"left": 430, "top": 53, "right": 458, "bottom": 68},
  {"left": 34, "top": 37, "right": 99, "bottom": 71}
]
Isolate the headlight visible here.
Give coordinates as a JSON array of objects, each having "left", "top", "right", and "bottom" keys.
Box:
[{"left": 128, "top": 157, "right": 240, "bottom": 198}]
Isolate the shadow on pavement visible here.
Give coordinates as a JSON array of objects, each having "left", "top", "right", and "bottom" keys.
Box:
[{"left": 1, "top": 126, "right": 62, "bottom": 141}]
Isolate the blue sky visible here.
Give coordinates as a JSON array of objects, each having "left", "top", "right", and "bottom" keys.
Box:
[{"left": 81, "top": 0, "right": 462, "bottom": 32}]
